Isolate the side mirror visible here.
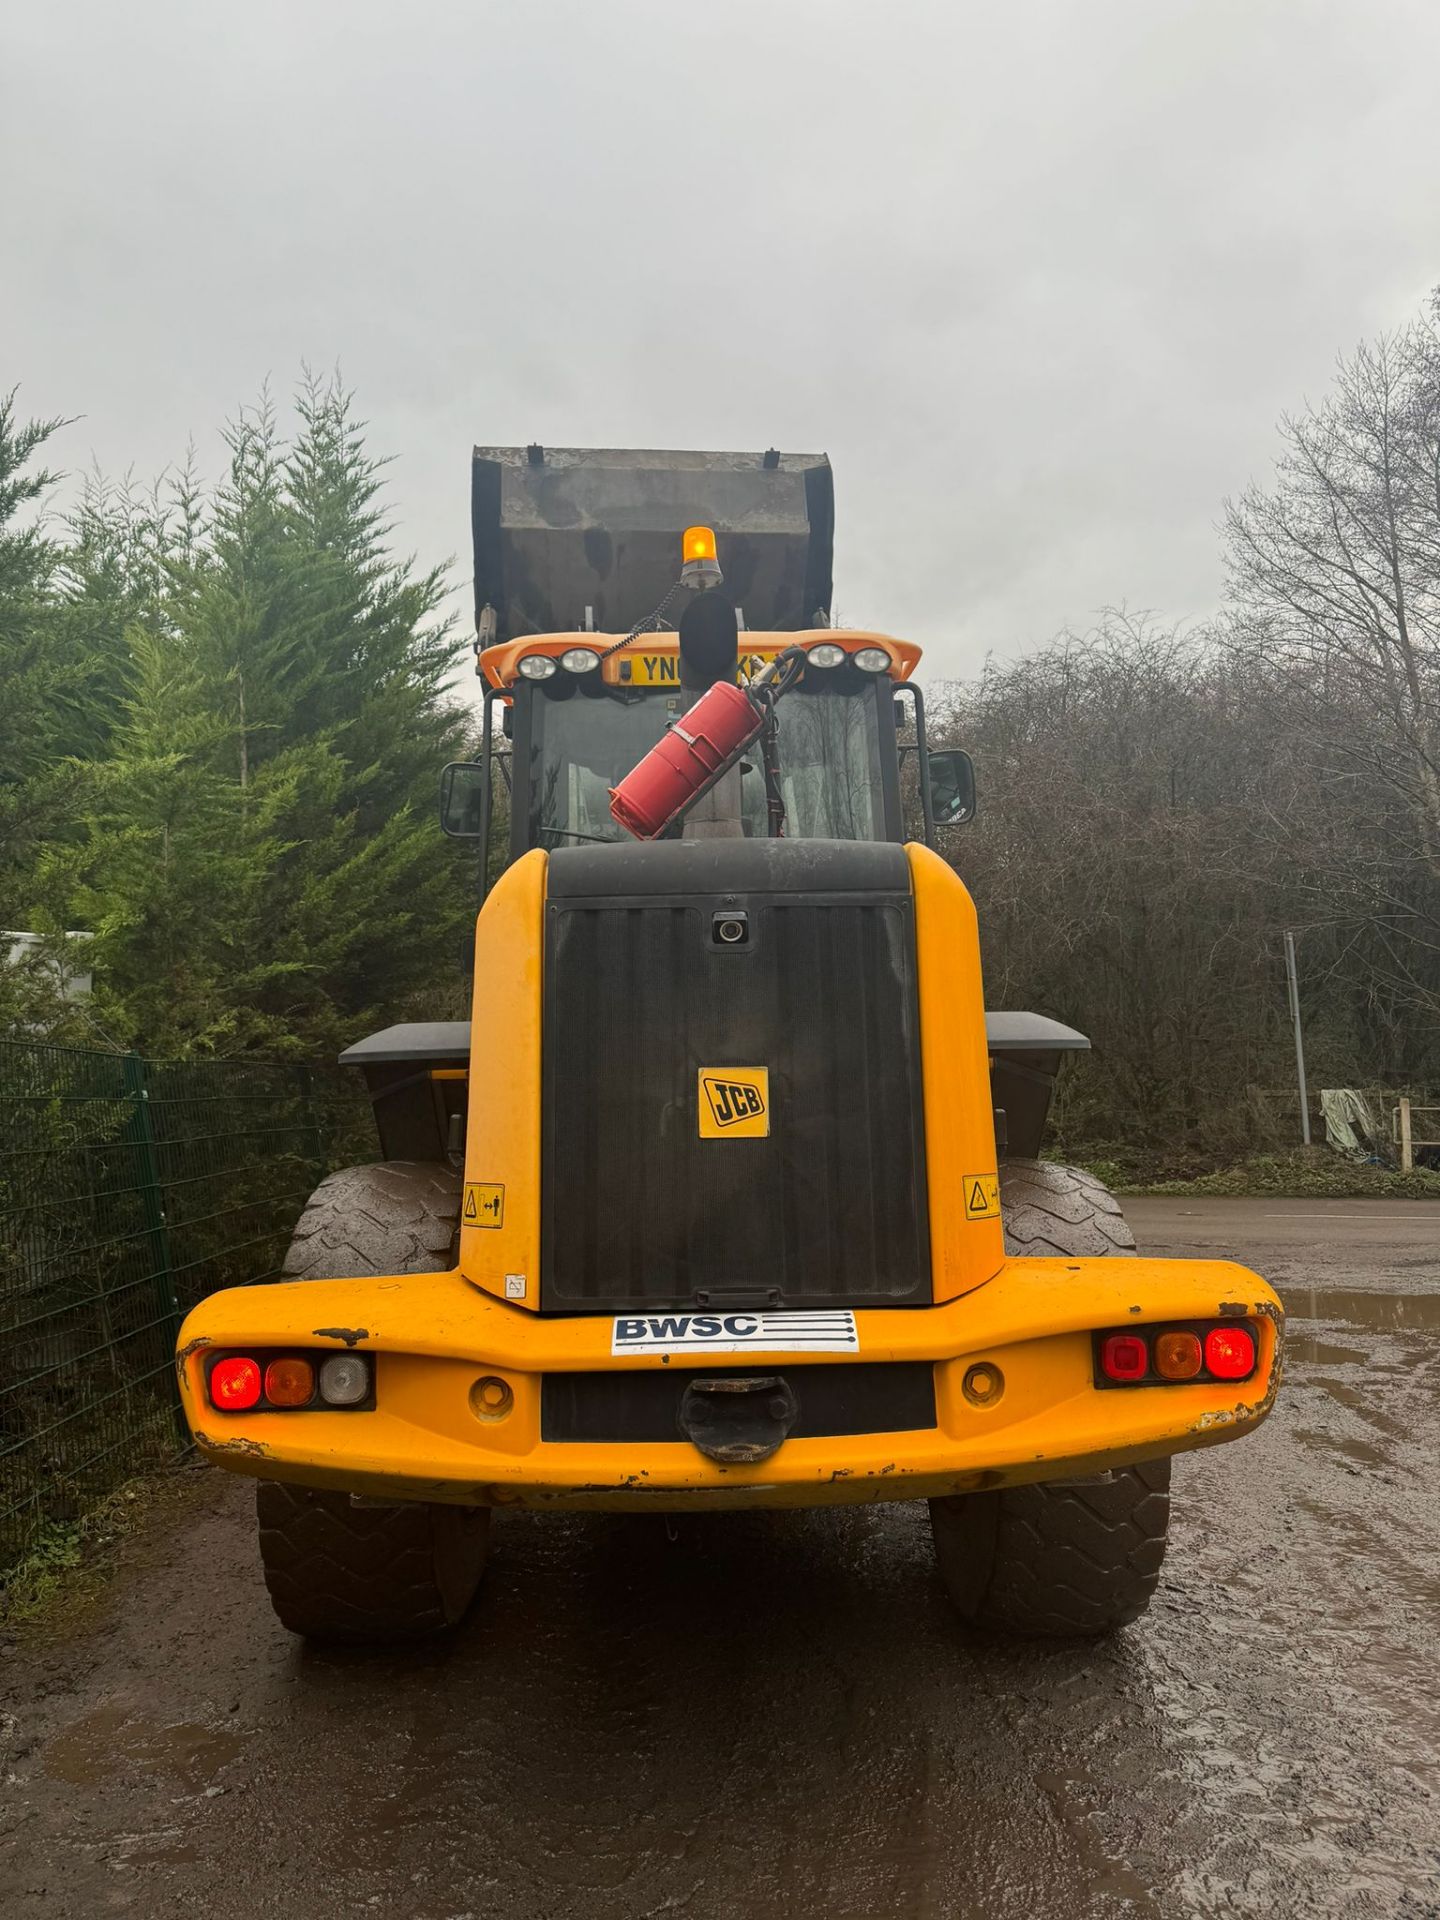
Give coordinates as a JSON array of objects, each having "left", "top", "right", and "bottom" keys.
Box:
[
  {"left": 439, "top": 761, "right": 487, "bottom": 837},
  {"left": 928, "top": 748, "right": 976, "bottom": 826}
]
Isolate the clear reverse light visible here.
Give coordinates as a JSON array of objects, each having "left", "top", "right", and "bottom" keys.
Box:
[
  {"left": 853, "top": 646, "right": 891, "bottom": 673},
  {"left": 318, "top": 1353, "right": 371, "bottom": 1406},
  {"left": 807, "top": 643, "right": 846, "bottom": 669},
  {"left": 560, "top": 647, "right": 601, "bottom": 674},
  {"left": 518, "top": 654, "right": 558, "bottom": 680}
]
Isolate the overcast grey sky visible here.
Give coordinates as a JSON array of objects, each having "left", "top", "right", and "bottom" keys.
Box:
[{"left": 5, "top": 0, "right": 1440, "bottom": 681}]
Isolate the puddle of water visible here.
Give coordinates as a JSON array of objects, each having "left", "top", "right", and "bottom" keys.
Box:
[
  {"left": 1285, "top": 1335, "right": 1367, "bottom": 1366},
  {"left": 43, "top": 1702, "right": 245, "bottom": 1789},
  {"left": 1291, "top": 1426, "right": 1389, "bottom": 1470},
  {"left": 1284, "top": 1287, "right": 1440, "bottom": 1333}
]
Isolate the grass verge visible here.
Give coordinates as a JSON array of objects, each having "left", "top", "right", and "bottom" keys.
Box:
[
  {"left": 0, "top": 1462, "right": 205, "bottom": 1640},
  {"left": 1096, "top": 1150, "right": 1440, "bottom": 1200}
]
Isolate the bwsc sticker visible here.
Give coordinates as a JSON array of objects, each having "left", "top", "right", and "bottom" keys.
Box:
[{"left": 611, "top": 1310, "right": 858, "bottom": 1355}]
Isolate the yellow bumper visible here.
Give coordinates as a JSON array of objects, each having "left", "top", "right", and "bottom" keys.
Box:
[{"left": 175, "top": 1258, "right": 1283, "bottom": 1512}]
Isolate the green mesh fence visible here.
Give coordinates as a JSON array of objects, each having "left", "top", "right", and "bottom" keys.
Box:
[{"left": 0, "top": 1041, "right": 371, "bottom": 1574}]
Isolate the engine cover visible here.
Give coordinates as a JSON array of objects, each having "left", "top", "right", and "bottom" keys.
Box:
[{"left": 540, "top": 840, "right": 931, "bottom": 1313}]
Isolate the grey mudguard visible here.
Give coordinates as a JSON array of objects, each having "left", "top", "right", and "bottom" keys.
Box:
[
  {"left": 986, "top": 1014, "right": 1090, "bottom": 1159},
  {"left": 984, "top": 1012, "right": 1089, "bottom": 1054}
]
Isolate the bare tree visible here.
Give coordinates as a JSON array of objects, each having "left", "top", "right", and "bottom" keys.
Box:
[{"left": 1224, "top": 299, "right": 1440, "bottom": 1020}]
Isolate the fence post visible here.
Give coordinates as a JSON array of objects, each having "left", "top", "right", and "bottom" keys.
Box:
[
  {"left": 122, "top": 1053, "right": 185, "bottom": 1432},
  {"left": 1399, "top": 1097, "right": 1413, "bottom": 1174},
  {"left": 297, "top": 1063, "right": 326, "bottom": 1178}
]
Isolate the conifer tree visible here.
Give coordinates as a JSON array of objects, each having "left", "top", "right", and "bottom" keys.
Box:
[
  {"left": 0, "top": 393, "right": 94, "bottom": 1033},
  {"left": 66, "top": 375, "right": 473, "bottom": 1056},
  {"left": 0, "top": 393, "right": 68, "bottom": 891}
]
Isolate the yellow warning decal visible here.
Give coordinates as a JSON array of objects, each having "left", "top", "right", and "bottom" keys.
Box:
[
  {"left": 964, "top": 1174, "right": 1000, "bottom": 1220},
  {"left": 698, "top": 1068, "right": 770, "bottom": 1139},
  {"left": 463, "top": 1182, "right": 505, "bottom": 1229}
]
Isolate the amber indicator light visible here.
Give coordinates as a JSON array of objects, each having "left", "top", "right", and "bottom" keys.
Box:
[
  {"left": 1153, "top": 1331, "right": 1203, "bottom": 1380},
  {"left": 264, "top": 1356, "right": 316, "bottom": 1407}
]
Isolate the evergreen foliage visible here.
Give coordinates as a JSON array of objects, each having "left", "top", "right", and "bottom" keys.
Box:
[
  {"left": 1, "top": 375, "right": 471, "bottom": 1057},
  {"left": 0, "top": 393, "right": 70, "bottom": 886}
]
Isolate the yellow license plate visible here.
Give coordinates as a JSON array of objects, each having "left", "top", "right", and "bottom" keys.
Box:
[{"left": 613, "top": 650, "right": 782, "bottom": 688}]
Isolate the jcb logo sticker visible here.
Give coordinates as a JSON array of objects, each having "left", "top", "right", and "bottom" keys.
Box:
[
  {"left": 964, "top": 1174, "right": 1000, "bottom": 1220},
  {"left": 698, "top": 1068, "right": 770, "bottom": 1139}
]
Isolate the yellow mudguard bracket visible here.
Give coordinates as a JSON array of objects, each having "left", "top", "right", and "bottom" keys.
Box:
[{"left": 175, "top": 1257, "right": 1282, "bottom": 1513}]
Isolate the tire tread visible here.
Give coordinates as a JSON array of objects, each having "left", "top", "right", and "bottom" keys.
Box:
[
  {"left": 931, "top": 1161, "right": 1168, "bottom": 1639},
  {"left": 257, "top": 1160, "right": 483, "bottom": 1643}
]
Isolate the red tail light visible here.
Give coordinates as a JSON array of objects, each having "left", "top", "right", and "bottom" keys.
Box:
[
  {"left": 1204, "top": 1325, "right": 1257, "bottom": 1380},
  {"left": 209, "top": 1355, "right": 262, "bottom": 1411},
  {"left": 1094, "top": 1319, "right": 1261, "bottom": 1388},
  {"left": 1099, "top": 1333, "right": 1149, "bottom": 1382},
  {"left": 202, "top": 1348, "right": 371, "bottom": 1412}
]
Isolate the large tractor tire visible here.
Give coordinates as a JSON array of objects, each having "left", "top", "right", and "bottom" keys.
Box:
[
  {"left": 930, "top": 1159, "right": 1171, "bottom": 1639},
  {"left": 994, "top": 1157, "right": 1136, "bottom": 1259},
  {"left": 256, "top": 1482, "right": 488, "bottom": 1644},
  {"left": 256, "top": 1160, "right": 490, "bottom": 1644},
  {"left": 282, "top": 1160, "right": 464, "bottom": 1282}
]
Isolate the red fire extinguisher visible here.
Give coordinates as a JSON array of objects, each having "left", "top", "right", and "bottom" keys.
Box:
[{"left": 610, "top": 679, "right": 764, "bottom": 840}]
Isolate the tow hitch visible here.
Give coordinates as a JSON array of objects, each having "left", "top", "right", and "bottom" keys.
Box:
[{"left": 679, "top": 1375, "right": 799, "bottom": 1464}]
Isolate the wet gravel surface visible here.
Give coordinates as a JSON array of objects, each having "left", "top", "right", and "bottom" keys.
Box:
[{"left": 2, "top": 1199, "right": 1438, "bottom": 1919}]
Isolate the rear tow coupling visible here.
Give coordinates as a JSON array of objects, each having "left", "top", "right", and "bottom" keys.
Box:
[{"left": 678, "top": 1375, "right": 799, "bottom": 1464}]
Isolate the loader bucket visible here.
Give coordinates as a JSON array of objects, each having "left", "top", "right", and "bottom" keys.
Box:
[{"left": 471, "top": 445, "right": 834, "bottom": 639}]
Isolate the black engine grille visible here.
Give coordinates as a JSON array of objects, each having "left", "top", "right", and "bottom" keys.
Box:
[{"left": 541, "top": 841, "right": 930, "bottom": 1312}]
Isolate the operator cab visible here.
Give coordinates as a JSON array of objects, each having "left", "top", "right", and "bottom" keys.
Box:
[
  {"left": 445, "top": 629, "right": 974, "bottom": 876},
  {"left": 448, "top": 446, "right": 974, "bottom": 877}
]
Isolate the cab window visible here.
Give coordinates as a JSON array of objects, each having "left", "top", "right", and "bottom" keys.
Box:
[{"left": 522, "top": 680, "right": 886, "bottom": 847}]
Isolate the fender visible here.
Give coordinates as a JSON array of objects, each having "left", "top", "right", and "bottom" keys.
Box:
[{"left": 985, "top": 1011, "right": 1090, "bottom": 1160}]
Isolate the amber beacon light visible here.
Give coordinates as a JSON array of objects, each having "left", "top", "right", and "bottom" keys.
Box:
[{"left": 681, "top": 524, "right": 722, "bottom": 589}]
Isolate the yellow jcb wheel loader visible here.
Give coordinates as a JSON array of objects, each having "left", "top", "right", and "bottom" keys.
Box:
[{"left": 176, "top": 446, "right": 1282, "bottom": 1644}]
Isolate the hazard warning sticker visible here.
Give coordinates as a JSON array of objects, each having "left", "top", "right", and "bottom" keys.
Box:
[
  {"left": 463, "top": 1182, "right": 504, "bottom": 1229},
  {"left": 964, "top": 1174, "right": 1000, "bottom": 1220}
]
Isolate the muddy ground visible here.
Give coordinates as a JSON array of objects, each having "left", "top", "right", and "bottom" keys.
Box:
[{"left": 2, "top": 1198, "right": 1437, "bottom": 1919}]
